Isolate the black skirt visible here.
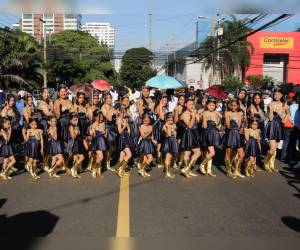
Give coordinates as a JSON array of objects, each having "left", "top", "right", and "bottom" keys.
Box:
[
  {"left": 89, "top": 131, "right": 109, "bottom": 152},
  {"left": 0, "top": 143, "right": 14, "bottom": 157},
  {"left": 66, "top": 137, "right": 84, "bottom": 155},
  {"left": 138, "top": 138, "right": 156, "bottom": 155},
  {"left": 58, "top": 113, "right": 70, "bottom": 143},
  {"left": 26, "top": 136, "right": 41, "bottom": 159},
  {"left": 116, "top": 130, "right": 133, "bottom": 150},
  {"left": 265, "top": 116, "right": 285, "bottom": 141},
  {"left": 48, "top": 139, "right": 63, "bottom": 155},
  {"left": 245, "top": 137, "right": 260, "bottom": 158},
  {"left": 201, "top": 121, "right": 220, "bottom": 147},
  {"left": 78, "top": 112, "right": 90, "bottom": 137},
  {"left": 107, "top": 122, "right": 118, "bottom": 143},
  {"left": 179, "top": 126, "right": 200, "bottom": 150},
  {"left": 161, "top": 136, "right": 178, "bottom": 154}
]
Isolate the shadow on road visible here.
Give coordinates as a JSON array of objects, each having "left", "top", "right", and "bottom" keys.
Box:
[
  {"left": 0, "top": 198, "right": 59, "bottom": 250},
  {"left": 281, "top": 216, "right": 300, "bottom": 233},
  {"left": 280, "top": 166, "right": 300, "bottom": 199}
]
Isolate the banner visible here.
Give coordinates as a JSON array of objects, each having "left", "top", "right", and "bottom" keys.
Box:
[{"left": 260, "top": 37, "right": 294, "bottom": 49}]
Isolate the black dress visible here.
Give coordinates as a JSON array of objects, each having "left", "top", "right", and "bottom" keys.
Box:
[
  {"left": 161, "top": 133, "right": 178, "bottom": 154},
  {"left": 78, "top": 111, "right": 90, "bottom": 137},
  {"left": 26, "top": 135, "right": 41, "bottom": 159},
  {"left": 0, "top": 133, "right": 14, "bottom": 157},
  {"left": 58, "top": 109, "right": 70, "bottom": 143},
  {"left": 201, "top": 120, "right": 220, "bottom": 147},
  {"left": 138, "top": 136, "right": 156, "bottom": 155},
  {"left": 66, "top": 126, "right": 84, "bottom": 155},
  {"left": 265, "top": 113, "right": 285, "bottom": 141},
  {"left": 47, "top": 132, "right": 63, "bottom": 156},
  {"left": 245, "top": 136, "right": 260, "bottom": 157},
  {"left": 116, "top": 128, "right": 133, "bottom": 151},
  {"left": 153, "top": 119, "right": 165, "bottom": 144},
  {"left": 89, "top": 130, "right": 109, "bottom": 152},
  {"left": 179, "top": 118, "right": 200, "bottom": 150},
  {"left": 223, "top": 120, "right": 244, "bottom": 148}
]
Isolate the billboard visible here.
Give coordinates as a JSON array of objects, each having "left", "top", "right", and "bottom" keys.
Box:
[{"left": 260, "top": 37, "right": 294, "bottom": 49}]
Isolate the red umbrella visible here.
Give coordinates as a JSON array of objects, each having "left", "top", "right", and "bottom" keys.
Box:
[
  {"left": 70, "top": 83, "right": 93, "bottom": 98},
  {"left": 205, "top": 85, "right": 228, "bottom": 100},
  {"left": 92, "top": 79, "right": 112, "bottom": 91}
]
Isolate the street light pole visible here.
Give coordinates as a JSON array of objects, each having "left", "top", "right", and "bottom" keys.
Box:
[
  {"left": 196, "top": 16, "right": 207, "bottom": 48},
  {"left": 40, "top": 18, "right": 47, "bottom": 88}
]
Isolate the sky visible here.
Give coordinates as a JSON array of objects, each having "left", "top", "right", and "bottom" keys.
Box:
[{"left": 0, "top": 0, "right": 300, "bottom": 51}]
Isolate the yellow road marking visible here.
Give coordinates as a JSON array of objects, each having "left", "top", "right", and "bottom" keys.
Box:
[{"left": 116, "top": 175, "right": 130, "bottom": 237}]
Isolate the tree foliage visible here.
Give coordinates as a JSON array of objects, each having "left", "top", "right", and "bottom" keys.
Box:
[
  {"left": 47, "top": 30, "right": 116, "bottom": 85},
  {"left": 200, "top": 15, "right": 254, "bottom": 83},
  {"left": 0, "top": 27, "right": 44, "bottom": 90},
  {"left": 120, "top": 47, "right": 156, "bottom": 89},
  {"left": 246, "top": 74, "right": 274, "bottom": 88}
]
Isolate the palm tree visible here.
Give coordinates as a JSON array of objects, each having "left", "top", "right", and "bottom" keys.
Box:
[
  {"left": 200, "top": 15, "right": 254, "bottom": 84},
  {"left": 0, "top": 28, "right": 44, "bottom": 90}
]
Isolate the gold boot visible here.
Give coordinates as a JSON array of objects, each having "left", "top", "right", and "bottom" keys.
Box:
[
  {"left": 87, "top": 153, "right": 96, "bottom": 172},
  {"left": 138, "top": 163, "right": 149, "bottom": 177},
  {"left": 42, "top": 154, "right": 50, "bottom": 173},
  {"left": 0, "top": 166, "right": 12, "bottom": 180},
  {"left": 95, "top": 162, "right": 103, "bottom": 178},
  {"left": 71, "top": 162, "right": 81, "bottom": 178},
  {"left": 244, "top": 160, "right": 251, "bottom": 177},
  {"left": 250, "top": 163, "right": 256, "bottom": 178},
  {"left": 225, "top": 159, "right": 236, "bottom": 179},
  {"left": 181, "top": 159, "right": 197, "bottom": 178},
  {"left": 136, "top": 155, "right": 143, "bottom": 170},
  {"left": 164, "top": 163, "right": 175, "bottom": 179},
  {"left": 264, "top": 152, "right": 273, "bottom": 173},
  {"left": 157, "top": 151, "right": 164, "bottom": 169},
  {"left": 29, "top": 163, "right": 40, "bottom": 180},
  {"left": 199, "top": 158, "right": 209, "bottom": 175},
  {"left": 233, "top": 159, "right": 245, "bottom": 178},
  {"left": 269, "top": 152, "right": 279, "bottom": 172},
  {"left": 206, "top": 159, "right": 216, "bottom": 177},
  {"left": 172, "top": 154, "right": 180, "bottom": 170},
  {"left": 105, "top": 151, "right": 115, "bottom": 172},
  {"left": 49, "top": 163, "right": 61, "bottom": 178},
  {"left": 117, "top": 161, "right": 128, "bottom": 178}
]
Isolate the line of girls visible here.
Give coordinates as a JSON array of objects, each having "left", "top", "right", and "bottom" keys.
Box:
[{"left": 0, "top": 85, "right": 289, "bottom": 181}]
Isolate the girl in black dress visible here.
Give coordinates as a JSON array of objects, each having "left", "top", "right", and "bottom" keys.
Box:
[
  {"left": 137, "top": 113, "right": 156, "bottom": 177},
  {"left": 38, "top": 87, "right": 54, "bottom": 133},
  {"left": 54, "top": 85, "right": 73, "bottom": 144},
  {"left": 0, "top": 117, "right": 16, "bottom": 180},
  {"left": 89, "top": 109, "right": 108, "bottom": 178},
  {"left": 154, "top": 94, "right": 168, "bottom": 169},
  {"left": 179, "top": 97, "right": 201, "bottom": 178},
  {"left": 265, "top": 88, "right": 289, "bottom": 172},
  {"left": 68, "top": 113, "right": 84, "bottom": 178},
  {"left": 173, "top": 94, "right": 185, "bottom": 169},
  {"left": 199, "top": 98, "right": 222, "bottom": 177},
  {"left": 101, "top": 92, "right": 117, "bottom": 172},
  {"left": 73, "top": 91, "right": 90, "bottom": 138},
  {"left": 47, "top": 115, "right": 64, "bottom": 178},
  {"left": 161, "top": 112, "right": 177, "bottom": 178},
  {"left": 24, "top": 117, "right": 44, "bottom": 180},
  {"left": 223, "top": 99, "right": 246, "bottom": 179},
  {"left": 116, "top": 105, "right": 133, "bottom": 178},
  {"left": 244, "top": 118, "right": 262, "bottom": 178}
]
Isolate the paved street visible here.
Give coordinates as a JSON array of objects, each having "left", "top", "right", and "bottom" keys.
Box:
[{"left": 0, "top": 158, "right": 299, "bottom": 249}]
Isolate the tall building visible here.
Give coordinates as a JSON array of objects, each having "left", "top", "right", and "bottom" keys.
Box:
[
  {"left": 21, "top": 13, "right": 82, "bottom": 39},
  {"left": 82, "top": 22, "right": 115, "bottom": 49}
]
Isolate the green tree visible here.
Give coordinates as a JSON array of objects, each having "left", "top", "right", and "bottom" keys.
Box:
[
  {"left": 120, "top": 47, "right": 156, "bottom": 89},
  {"left": 246, "top": 74, "right": 274, "bottom": 88},
  {"left": 0, "top": 28, "right": 44, "bottom": 90},
  {"left": 200, "top": 15, "right": 254, "bottom": 83},
  {"left": 47, "top": 30, "right": 116, "bottom": 85},
  {"left": 223, "top": 76, "right": 244, "bottom": 89}
]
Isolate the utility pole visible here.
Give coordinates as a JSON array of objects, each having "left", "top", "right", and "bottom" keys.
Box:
[
  {"left": 148, "top": 13, "right": 152, "bottom": 51},
  {"left": 210, "top": 15, "right": 215, "bottom": 87},
  {"left": 216, "top": 14, "right": 223, "bottom": 84},
  {"left": 40, "top": 17, "right": 47, "bottom": 87}
]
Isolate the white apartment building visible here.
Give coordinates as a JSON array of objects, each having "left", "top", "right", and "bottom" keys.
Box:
[
  {"left": 21, "top": 13, "right": 81, "bottom": 39},
  {"left": 82, "top": 22, "right": 115, "bottom": 49}
]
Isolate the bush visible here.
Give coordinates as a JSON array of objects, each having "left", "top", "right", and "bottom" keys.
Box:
[{"left": 223, "top": 76, "right": 244, "bottom": 89}]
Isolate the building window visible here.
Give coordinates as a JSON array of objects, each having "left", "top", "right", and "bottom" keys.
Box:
[{"left": 23, "top": 14, "right": 32, "bottom": 19}]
